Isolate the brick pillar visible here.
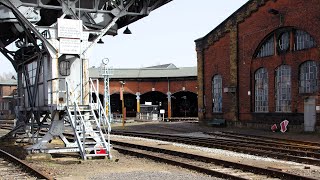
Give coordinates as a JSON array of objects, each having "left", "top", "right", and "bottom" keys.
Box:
[
  {"left": 167, "top": 92, "right": 172, "bottom": 119},
  {"left": 196, "top": 42, "right": 205, "bottom": 124},
  {"left": 229, "top": 26, "right": 239, "bottom": 121}
]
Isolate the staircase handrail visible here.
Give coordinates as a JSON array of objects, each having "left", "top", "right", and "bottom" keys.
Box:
[
  {"left": 89, "top": 78, "right": 111, "bottom": 133},
  {"left": 65, "top": 80, "right": 86, "bottom": 156}
]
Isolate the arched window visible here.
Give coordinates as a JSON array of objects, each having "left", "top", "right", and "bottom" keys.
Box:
[
  {"left": 256, "top": 36, "right": 274, "bottom": 58},
  {"left": 255, "top": 28, "right": 316, "bottom": 58},
  {"left": 294, "top": 30, "right": 316, "bottom": 51},
  {"left": 299, "top": 61, "right": 318, "bottom": 93},
  {"left": 275, "top": 65, "right": 291, "bottom": 112},
  {"left": 212, "top": 75, "right": 222, "bottom": 113},
  {"left": 278, "top": 31, "right": 290, "bottom": 52},
  {"left": 255, "top": 68, "right": 268, "bottom": 112}
]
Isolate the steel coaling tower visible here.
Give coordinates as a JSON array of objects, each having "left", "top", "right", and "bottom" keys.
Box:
[{"left": 0, "top": 0, "right": 171, "bottom": 160}]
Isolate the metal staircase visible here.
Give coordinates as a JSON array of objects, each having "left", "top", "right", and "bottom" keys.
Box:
[{"left": 65, "top": 79, "right": 111, "bottom": 160}]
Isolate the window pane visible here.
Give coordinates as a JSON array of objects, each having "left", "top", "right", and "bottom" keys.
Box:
[
  {"left": 255, "top": 68, "right": 268, "bottom": 112},
  {"left": 299, "top": 61, "right": 318, "bottom": 93},
  {"left": 257, "top": 36, "right": 274, "bottom": 58},
  {"left": 294, "top": 30, "right": 316, "bottom": 51},
  {"left": 275, "top": 65, "right": 291, "bottom": 112},
  {"left": 212, "top": 75, "right": 222, "bottom": 113},
  {"left": 59, "top": 60, "right": 71, "bottom": 76},
  {"left": 278, "top": 32, "right": 290, "bottom": 52}
]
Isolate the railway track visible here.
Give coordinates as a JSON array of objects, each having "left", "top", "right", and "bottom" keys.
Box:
[
  {"left": 1, "top": 125, "right": 319, "bottom": 179},
  {"left": 111, "top": 130, "right": 320, "bottom": 166},
  {"left": 2, "top": 125, "right": 320, "bottom": 165},
  {"left": 206, "top": 131, "right": 320, "bottom": 148},
  {"left": 113, "top": 140, "right": 316, "bottom": 180},
  {"left": 0, "top": 149, "right": 52, "bottom": 180}
]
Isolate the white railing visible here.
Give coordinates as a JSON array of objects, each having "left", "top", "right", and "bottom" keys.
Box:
[
  {"left": 89, "top": 78, "right": 111, "bottom": 132},
  {"left": 65, "top": 80, "right": 86, "bottom": 158},
  {"left": 89, "top": 78, "right": 111, "bottom": 157}
]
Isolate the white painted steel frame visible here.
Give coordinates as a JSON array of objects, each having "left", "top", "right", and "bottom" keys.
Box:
[{"left": 0, "top": 0, "right": 172, "bottom": 159}]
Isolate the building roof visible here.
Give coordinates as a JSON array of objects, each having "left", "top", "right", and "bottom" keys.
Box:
[
  {"left": 89, "top": 65, "right": 197, "bottom": 79},
  {"left": 0, "top": 79, "right": 17, "bottom": 85},
  {"left": 145, "top": 63, "right": 177, "bottom": 69}
]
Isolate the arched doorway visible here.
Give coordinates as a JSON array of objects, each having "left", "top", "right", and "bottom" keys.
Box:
[
  {"left": 110, "top": 93, "right": 137, "bottom": 117},
  {"left": 171, "top": 91, "right": 197, "bottom": 117},
  {"left": 140, "top": 91, "right": 167, "bottom": 116}
]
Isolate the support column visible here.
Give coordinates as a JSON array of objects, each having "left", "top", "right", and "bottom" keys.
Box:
[
  {"left": 136, "top": 92, "right": 140, "bottom": 120},
  {"left": 196, "top": 43, "right": 205, "bottom": 124},
  {"left": 136, "top": 92, "right": 140, "bottom": 113},
  {"left": 51, "top": 57, "right": 59, "bottom": 105},
  {"left": 82, "top": 58, "right": 89, "bottom": 105},
  {"left": 229, "top": 27, "right": 239, "bottom": 121},
  {"left": 167, "top": 92, "right": 172, "bottom": 119}
]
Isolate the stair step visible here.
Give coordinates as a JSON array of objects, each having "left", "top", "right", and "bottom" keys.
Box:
[
  {"left": 82, "top": 142, "right": 105, "bottom": 145},
  {"left": 70, "top": 114, "right": 95, "bottom": 117},
  {"left": 80, "top": 136, "right": 104, "bottom": 139},
  {"left": 76, "top": 130, "right": 101, "bottom": 133},
  {"left": 68, "top": 106, "right": 90, "bottom": 109},
  {"left": 85, "top": 147, "right": 108, "bottom": 151},
  {"left": 78, "top": 134, "right": 103, "bottom": 138},
  {"left": 76, "top": 129, "right": 101, "bottom": 132},
  {"left": 83, "top": 145, "right": 107, "bottom": 149},
  {"left": 85, "top": 153, "right": 109, "bottom": 157}
]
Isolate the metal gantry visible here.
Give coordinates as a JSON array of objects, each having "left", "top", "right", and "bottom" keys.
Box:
[{"left": 0, "top": 0, "right": 172, "bottom": 160}]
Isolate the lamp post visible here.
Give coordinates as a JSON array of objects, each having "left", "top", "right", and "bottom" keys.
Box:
[
  {"left": 100, "top": 58, "right": 112, "bottom": 125},
  {"left": 120, "top": 81, "right": 126, "bottom": 127}
]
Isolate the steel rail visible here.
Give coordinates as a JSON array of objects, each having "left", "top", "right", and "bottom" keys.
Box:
[
  {"left": 113, "top": 130, "right": 320, "bottom": 155},
  {"left": 211, "top": 131, "right": 320, "bottom": 147},
  {"left": 2, "top": 126, "right": 320, "bottom": 165},
  {"left": 205, "top": 132, "right": 320, "bottom": 152},
  {"left": 0, "top": 149, "right": 53, "bottom": 180},
  {"left": 113, "top": 141, "right": 317, "bottom": 180},
  {"left": 112, "top": 131, "right": 320, "bottom": 166},
  {"left": 114, "top": 145, "right": 247, "bottom": 180},
  {"left": 112, "top": 130, "right": 320, "bottom": 153},
  {"left": 1, "top": 126, "right": 318, "bottom": 179}
]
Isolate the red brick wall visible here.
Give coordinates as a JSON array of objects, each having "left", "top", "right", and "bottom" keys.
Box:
[
  {"left": 203, "top": 34, "right": 231, "bottom": 120},
  {"left": 238, "top": 0, "right": 320, "bottom": 122},
  {"left": 198, "top": 0, "right": 320, "bottom": 124},
  {"left": 99, "top": 79, "right": 197, "bottom": 96},
  {"left": 0, "top": 85, "right": 17, "bottom": 119},
  {"left": 1, "top": 85, "right": 16, "bottom": 97}
]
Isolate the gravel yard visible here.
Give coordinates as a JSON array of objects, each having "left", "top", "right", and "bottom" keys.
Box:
[
  {"left": 0, "top": 126, "right": 218, "bottom": 180},
  {"left": 27, "top": 150, "right": 218, "bottom": 180}
]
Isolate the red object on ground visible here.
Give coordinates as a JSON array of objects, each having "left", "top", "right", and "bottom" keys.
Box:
[
  {"left": 280, "top": 120, "right": 289, "bottom": 133},
  {"left": 271, "top": 124, "right": 278, "bottom": 132},
  {"left": 95, "top": 145, "right": 107, "bottom": 154}
]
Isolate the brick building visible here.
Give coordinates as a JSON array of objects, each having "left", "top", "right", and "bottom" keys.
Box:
[
  {"left": 195, "top": 0, "right": 320, "bottom": 131},
  {"left": 0, "top": 79, "right": 17, "bottom": 120},
  {"left": 89, "top": 64, "right": 198, "bottom": 119},
  {"left": 0, "top": 64, "right": 197, "bottom": 121}
]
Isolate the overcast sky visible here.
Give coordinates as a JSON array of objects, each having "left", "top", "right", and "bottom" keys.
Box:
[{"left": 0, "top": 0, "right": 248, "bottom": 73}]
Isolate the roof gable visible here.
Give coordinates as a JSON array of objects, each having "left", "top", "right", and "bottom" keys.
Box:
[{"left": 144, "top": 63, "right": 177, "bottom": 69}]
